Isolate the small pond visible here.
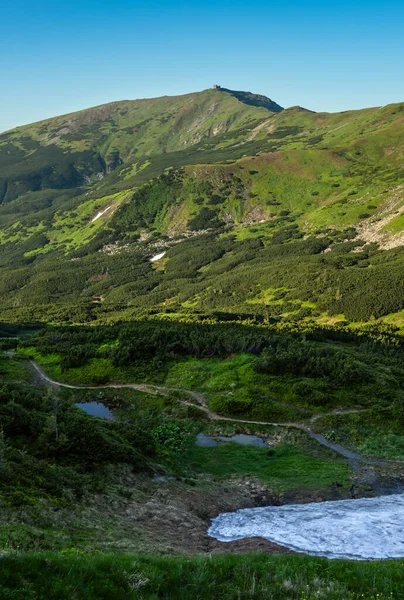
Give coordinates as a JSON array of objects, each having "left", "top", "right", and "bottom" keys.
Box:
[
  {"left": 75, "top": 401, "right": 114, "bottom": 420},
  {"left": 153, "top": 475, "right": 176, "bottom": 483},
  {"left": 196, "top": 432, "right": 270, "bottom": 448}
]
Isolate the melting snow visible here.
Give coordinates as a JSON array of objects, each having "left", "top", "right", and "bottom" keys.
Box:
[
  {"left": 91, "top": 206, "right": 112, "bottom": 223},
  {"left": 150, "top": 251, "right": 166, "bottom": 262},
  {"left": 208, "top": 493, "right": 404, "bottom": 559}
]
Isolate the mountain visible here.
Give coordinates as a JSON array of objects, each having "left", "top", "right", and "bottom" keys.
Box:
[
  {"left": 0, "top": 88, "right": 404, "bottom": 326},
  {"left": 3, "top": 88, "right": 404, "bottom": 595},
  {"left": 0, "top": 87, "right": 281, "bottom": 206},
  {"left": 215, "top": 87, "right": 284, "bottom": 112}
]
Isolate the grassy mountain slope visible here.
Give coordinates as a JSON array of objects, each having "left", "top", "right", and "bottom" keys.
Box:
[
  {"left": 0, "top": 88, "right": 279, "bottom": 206},
  {"left": 0, "top": 90, "right": 404, "bottom": 326},
  {"left": 1, "top": 86, "right": 404, "bottom": 596}
]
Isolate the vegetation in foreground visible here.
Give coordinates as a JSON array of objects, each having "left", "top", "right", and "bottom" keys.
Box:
[
  {"left": 0, "top": 551, "right": 401, "bottom": 599},
  {"left": 1, "top": 322, "right": 404, "bottom": 597}
]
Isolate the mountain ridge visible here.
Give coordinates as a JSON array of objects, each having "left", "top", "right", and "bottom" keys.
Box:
[
  {"left": 2, "top": 87, "right": 283, "bottom": 135},
  {"left": 214, "top": 87, "right": 284, "bottom": 112},
  {"left": 0, "top": 87, "right": 278, "bottom": 206},
  {"left": 0, "top": 88, "right": 404, "bottom": 327}
]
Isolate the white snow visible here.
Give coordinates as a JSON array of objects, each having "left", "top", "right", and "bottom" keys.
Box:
[
  {"left": 150, "top": 251, "right": 166, "bottom": 262},
  {"left": 91, "top": 205, "right": 112, "bottom": 223},
  {"left": 208, "top": 493, "right": 404, "bottom": 560}
]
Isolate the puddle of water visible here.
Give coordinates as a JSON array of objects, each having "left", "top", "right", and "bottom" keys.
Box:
[
  {"left": 208, "top": 493, "right": 404, "bottom": 560},
  {"left": 196, "top": 433, "right": 219, "bottom": 447},
  {"left": 75, "top": 402, "right": 114, "bottom": 420},
  {"left": 196, "top": 432, "right": 269, "bottom": 448},
  {"left": 153, "top": 475, "right": 176, "bottom": 483}
]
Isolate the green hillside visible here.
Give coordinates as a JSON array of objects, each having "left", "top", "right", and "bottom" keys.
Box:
[
  {"left": 2, "top": 88, "right": 404, "bottom": 597},
  {"left": 0, "top": 89, "right": 404, "bottom": 327},
  {"left": 0, "top": 88, "right": 280, "bottom": 206}
]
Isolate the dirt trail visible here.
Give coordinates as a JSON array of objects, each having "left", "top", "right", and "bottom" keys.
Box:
[{"left": 31, "top": 360, "right": 392, "bottom": 466}]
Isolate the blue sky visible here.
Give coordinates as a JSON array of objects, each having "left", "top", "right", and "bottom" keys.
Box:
[{"left": 1, "top": 0, "right": 404, "bottom": 131}]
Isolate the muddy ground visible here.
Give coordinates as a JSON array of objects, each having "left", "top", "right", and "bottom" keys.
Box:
[{"left": 8, "top": 465, "right": 400, "bottom": 556}]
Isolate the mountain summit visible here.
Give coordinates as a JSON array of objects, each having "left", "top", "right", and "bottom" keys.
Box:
[{"left": 212, "top": 85, "right": 284, "bottom": 112}]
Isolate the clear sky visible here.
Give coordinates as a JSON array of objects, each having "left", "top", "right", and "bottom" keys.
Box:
[{"left": 1, "top": 0, "right": 404, "bottom": 131}]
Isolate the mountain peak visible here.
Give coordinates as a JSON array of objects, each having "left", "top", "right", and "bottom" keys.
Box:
[{"left": 212, "top": 85, "right": 284, "bottom": 113}]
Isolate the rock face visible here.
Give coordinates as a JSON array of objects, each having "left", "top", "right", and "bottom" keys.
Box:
[
  {"left": 208, "top": 493, "right": 404, "bottom": 559},
  {"left": 218, "top": 88, "right": 284, "bottom": 112}
]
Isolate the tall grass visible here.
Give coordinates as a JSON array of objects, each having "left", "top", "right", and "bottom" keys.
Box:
[{"left": 0, "top": 551, "right": 401, "bottom": 599}]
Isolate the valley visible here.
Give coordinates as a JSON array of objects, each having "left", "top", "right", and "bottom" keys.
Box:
[
  {"left": 1, "top": 86, "right": 404, "bottom": 598},
  {"left": 1, "top": 321, "right": 404, "bottom": 597}
]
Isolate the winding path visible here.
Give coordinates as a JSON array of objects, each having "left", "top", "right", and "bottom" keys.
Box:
[{"left": 31, "top": 360, "right": 390, "bottom": 466}]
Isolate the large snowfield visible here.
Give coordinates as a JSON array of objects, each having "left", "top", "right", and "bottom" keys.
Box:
[{"left": 208, "top": 493, "right": 404, "bottom": 559}]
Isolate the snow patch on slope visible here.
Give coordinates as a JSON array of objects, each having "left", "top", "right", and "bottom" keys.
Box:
[
  {"left": 150, "top": 251, "right": 166, "bottom": 262},
  {"left": 91, "top": 205, "right": 112, "bottom": 222},
  {"left": 209, "top": 493, "right": 404, "bottom": 559}
]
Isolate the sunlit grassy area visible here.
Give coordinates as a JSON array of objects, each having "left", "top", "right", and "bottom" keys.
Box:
[{"left": 182, "top": 442, "right": 351, "bottom": 493}]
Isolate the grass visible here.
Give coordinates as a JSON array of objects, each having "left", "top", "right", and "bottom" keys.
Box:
[
  {"left": 382, "top": 212, "right": 404, "bottom": 234},
  {"left": 0, "top": 189, "right": 131, "bottom": 256},
  {"left": 0, "top": 354, "right": 31, "bottom": 382},
  {"left": 46, "top": 190, "right": 131, "bottom": 251},
  {"left": 0, "top": 551, "right": 401, "bottom": 599},
  {"left": 312, "top": 412, "right": 404, "bottom": 461},
  {"left": 357, "top": 434, "right": 404, "bottom": 460},
  {"left": 17, "top": 347, "right": 138, "bottom": 385},
  {"left": 183, "top": 442, "right": 351, "bottom": 493},
  {"left": 164, "top": 354, "right": 359, "bottom": 423},
  {"left": 165, "top": 355, "right": 304, "bottom": 422},
  {"left": 165, "top": 353, "right": 255, "bottom": 390}
]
